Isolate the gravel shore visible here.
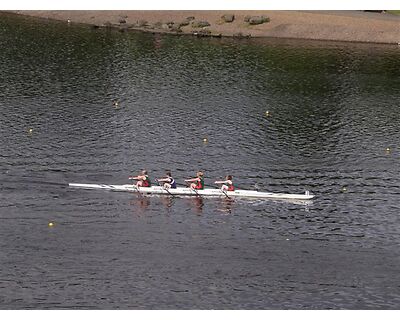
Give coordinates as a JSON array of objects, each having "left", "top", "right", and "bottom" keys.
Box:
[{"left": 9, "top": 10, "right": 400, "bottom": 44}]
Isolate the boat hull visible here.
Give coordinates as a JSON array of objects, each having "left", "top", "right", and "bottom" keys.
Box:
[{"left": 68, "top": 183, "right": 315, "bottom": 200}]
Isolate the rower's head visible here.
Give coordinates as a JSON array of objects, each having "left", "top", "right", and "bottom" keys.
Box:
[
  {"left": 227, "top": 175, "right": 233, "bottom": 180},
  {"left": 141, "top": 170, "right": 148, "bottom": 175},
  {"left": 197, "top": 171, "right": 204, "bottom": 177},
  {"left": 165, "top": 170, "right": 172, "bottom": 177}
]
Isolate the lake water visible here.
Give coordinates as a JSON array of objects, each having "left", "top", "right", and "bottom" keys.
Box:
[{"left": 1, "top": 13, "right": 400, "bottom": 309}]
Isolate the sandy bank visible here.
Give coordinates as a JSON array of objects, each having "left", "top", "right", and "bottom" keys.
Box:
[{"left": 9, "top": 10, "right": 400, "bottom": 44}]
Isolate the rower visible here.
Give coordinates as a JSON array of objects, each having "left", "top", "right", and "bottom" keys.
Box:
[
  {"left": 129, "top": 170, "right": 152, "bottom": 188},
  {"left": 156, "top": 170, "right": 177, "bottom": 189},
  {"left": 215, "top": 175, "right": 234, "bottom": 191},
  {"left": 185, "top": 171, "right": 204, "bottom": 190}
]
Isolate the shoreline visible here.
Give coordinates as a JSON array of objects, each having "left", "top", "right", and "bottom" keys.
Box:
[{"left": 7, "top": 10, "right": 400, "bottom": 45}]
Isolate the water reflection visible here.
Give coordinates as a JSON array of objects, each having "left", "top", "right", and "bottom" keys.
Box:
[
  {"left": 190, "top": 197, "right": 204, "bottom": 214},
  {"left": 129, "top": 195, "right": 151, "bottom": 213},
  {"left": 216, "top": 198, "right": 235, "bottom": 215},
  {"left": 160, "top": 196, "right": 174, "bottom": 211},
  {"left": 128, "top": 193, "right": 206, "bottom": 215}
]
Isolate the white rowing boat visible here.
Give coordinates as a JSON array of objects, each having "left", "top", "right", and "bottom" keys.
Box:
[{"left": 68, "top": 183, "right": 315, "bottom": 200}]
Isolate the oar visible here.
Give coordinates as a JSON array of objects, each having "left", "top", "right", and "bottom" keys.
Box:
[
  {"left": 190, "top": 186, "right": 200, "bottom": 197},
  {"left": 220, "top": 189, "right": 231, "bottom": 199}
]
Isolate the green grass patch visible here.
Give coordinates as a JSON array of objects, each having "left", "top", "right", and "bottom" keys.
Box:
[{"left": 386, "top": 10, "right": 400, "bottom": 16}]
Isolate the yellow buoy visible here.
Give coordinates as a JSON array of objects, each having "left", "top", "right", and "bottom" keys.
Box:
[
  {"left": 265, "top": 111, "right": 270, "bottom": 116},
  {"left": 203, "top": 138, "right": 208, "bottom": 143},
  {"left": 28, "top": 128, "right": 33, "bottom": 134},
  {"left": 386, "top": 147, "right": 391, "bottom": 153},
  {"left": 48, "top": 222, "right": 54, "bottom": 227},
  {"left": 341, "top": 187, "right": 347, "bottom": 192}
]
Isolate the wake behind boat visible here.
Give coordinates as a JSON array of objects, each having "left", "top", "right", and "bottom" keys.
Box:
[{"left": 68, "top": 183, "right": 315, "bottom": 201}]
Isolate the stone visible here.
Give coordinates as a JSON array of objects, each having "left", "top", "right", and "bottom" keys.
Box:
[
  {"left": 169, "top": 23, "right": 182, "bottom": 32},
  {"left": 233, "top": 32, "right": 251, "bottom": 39},
  {"left": 137, "top": 20, "right": 148, "bottom": 27},
  {"left": 221, "top": 14, "right": 235, "bottom": 23},
  {"left": 191, "top": 20, "right": 211, "bottom": 28},
  {"left": 153, "top": 21, "right": 163, "bottom": 29},
  {"left": 248, "top": 16, "right": 270, "bottom": 25},
  {"left": 178, "top": 20, "right": 190, "bottom": 27}
]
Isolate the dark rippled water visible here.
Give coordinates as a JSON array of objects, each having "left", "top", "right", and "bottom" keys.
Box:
[{"left": 1, "top": 13, "right": 400, "bottom": 309}]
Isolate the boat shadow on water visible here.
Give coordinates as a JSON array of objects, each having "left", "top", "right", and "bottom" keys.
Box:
[{"left": 126, "top": 192, "right": 313, "bottom": 215}]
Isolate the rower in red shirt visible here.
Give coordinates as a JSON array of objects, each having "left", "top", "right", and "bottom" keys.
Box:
[
  {"left": 129, "top": 170, "right": 152, "bottom": 188},
  {"left": 215, "top": 175, "right": 234, "bottom": 191},
  {"left": 185, "top": 171, "right": 204, "bottom": 190}
]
